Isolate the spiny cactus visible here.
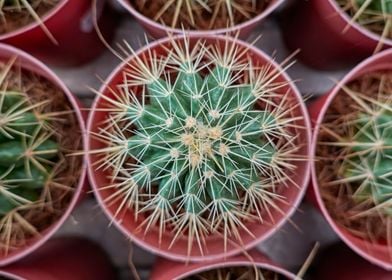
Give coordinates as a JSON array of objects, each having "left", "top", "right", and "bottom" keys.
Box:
[
  {"left": 132, "top": 0, "right": 268, "bottom": 30},
  {"left": 0, "top": 57, "right": 80, "bottom": 256},
  {"left": 183, "top": 266, "right": 284, "bottom": 280},
  {"left": 318, "top": 71, "right": 392, "bottom": 217},
  {"left": 0, "top": 89, "right": 59, "bottom": 220},
  {"left": 92, "top": 36, "right": 305, "bottom": 256},
  {"left": 337, "top": 0, "right": 392, "bottom": 44}
]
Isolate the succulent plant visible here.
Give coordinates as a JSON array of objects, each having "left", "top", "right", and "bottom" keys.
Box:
[
  {"left": 337, "top": 0, "right": 392, "bottom": 43},
  {"left": 132, "top": 0, "right": 266, "bottom": 30},
  {"left": 183, "top": 266, "right": 283, "bottom": 280},
  {"left": 0, "top": 57, "right": 80, "bottom": 257},
  {"left": 92, "top": 36, "right": 305, "bottom": 256},
  {"left": 0, "top": 89, "right": 59, "bottom": 217},
  {"left": 356, "top": 0, "right": 392, "bottom": 13},
  {"left": 319, "top": 72, "right": 392, "bottom": 217}
]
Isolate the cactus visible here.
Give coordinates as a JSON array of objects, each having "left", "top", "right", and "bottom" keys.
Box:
[
  {"left": 337, "top": 0, "right": 392, "bottom": 42},
  {"left": 92, "top": 36, "right": 304, "bottom": 256},
  {"left": 0, "top": 89, "right": 59, "bottom": 217},
  {"left": 318, "top": 72, "right": 392, "bottom": 216},
  {"left": 133, "top": 0, "right": 265, "bottom": 29},
  {"left": 183, "top": 266, "right": 281, "bottom": 279}
]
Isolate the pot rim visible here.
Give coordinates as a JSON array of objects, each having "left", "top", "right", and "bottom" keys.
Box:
[
  {"left": 0, "top": 43, "right": 87, "bottom": 266},
  {"left": 0, "top": 0, "right": 69, "bottom": 40},
  {"left": 116, "top": 0, "right": 286, "bottom": 36},
  {"left": 326, "top": 0, "right": 392, "bottom": 46},
  {"left": 87, "top": 33, "right": 311, "bottom": 262},
  {"left": 311, "top": 48, "right": 392, "bottom": 270}
]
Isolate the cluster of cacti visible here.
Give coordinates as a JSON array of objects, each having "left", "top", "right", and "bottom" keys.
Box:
[
  {"left": 132, "top": 0, "right": 268, "bottom": 29},
  {"left": 93, "top": 37, "right": 302, "bottom": 255},
  {"left": 0, "top": 89, "right": 59, "bottom": 217},
  {"left": 318, "top": 72, "right": 392, "bottom": 216},
  {"left": 337, "top": 0, "right": 392, "bottom": 41},
  {"left": 183, "top": 266, "right": 282, "bottom": 280}
]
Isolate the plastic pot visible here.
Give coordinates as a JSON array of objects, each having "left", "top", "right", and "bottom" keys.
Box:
[
  {"left": 116, "top": 0, "right": 286, "bottom": 39},
  {"left": 0, "top": 44, "right": 87, "bottom": 266},
  {"left": 309, "top": 49, "right": 392, "bottom": 270},
  {"left": 1, "top": 0, "right": 118, "bottom": 67},
  {"left": 281, "top": 0, "right": 392, "bottom": 70},
  {"left": 151, "top": 250, "right": 296, "bottom": 280},
  {"left": 0, "top": 237, "right": 116, "bottom": 280},
  {"left": 313, "top": 243, "right": 392, "bottom": 280},
  {"left": 87, "top": 34, "right": 311, "bottom": 262}
]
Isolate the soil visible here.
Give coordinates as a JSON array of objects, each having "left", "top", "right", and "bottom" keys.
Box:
[
  {"left": 183, "top": 266, "right": 287, "bottom": 280},
  {"left": 336, "top": 0, "right": 392, "bottom": 40},
  {"left": 130, "top": 0, "right": 271, "bottom": 30},
  {"left": 316, "top": 70, "right": 392, "bottom": 244},
  {"left": 0, "top": 0, "right": 58, "bottom": 35},
  {"left": 0, "top": 59, "right": 83, "bottom": 256}
]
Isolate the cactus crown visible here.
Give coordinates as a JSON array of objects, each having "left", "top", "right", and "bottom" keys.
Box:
[
  {"left": 319, "top": 71, "right": 392, "bottom": 216},
  {"left": 132, "top": 0, "right": 268, "bottom": 30},
  {"left": 93, "top": 36, "right": 304, "bottom": 256}
]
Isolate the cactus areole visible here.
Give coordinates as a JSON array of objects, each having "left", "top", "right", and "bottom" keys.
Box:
[{"left": 89, "top": 35, "right": 310, "bottom": 260}]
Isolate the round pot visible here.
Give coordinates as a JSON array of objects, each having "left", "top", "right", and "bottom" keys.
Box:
[
  {"left": 309, "top": 49, "right": 392, "bottom": 270},
  {"left": 0, "top": 44, "right": 87, "bottom": 266},
  {"left": 314, "top": 243, "right": 392, "bottom": 280},
  {"left": 117, "top": 0, "right": 286, "bottom": 39},
  {"left": 281, "top": 0, "right": 392, "bottom": 70},
  {"left": 87, "top": 34, "right": 311, "bottom": 262},
  {"left": 0, "top": 237, "right": 116, "bottom": 280},
  {"left": 1, "top": 0, "right": 118, "bottom": 67},
  {"left": 151, "top": 250, "right": 296, "bottom": 280}
]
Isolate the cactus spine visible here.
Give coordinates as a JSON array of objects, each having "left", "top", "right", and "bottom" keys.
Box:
[{"left": 93, "top": 36, "right": 303, "bottom": 256}]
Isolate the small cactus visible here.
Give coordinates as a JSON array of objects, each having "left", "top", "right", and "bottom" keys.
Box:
[
  {"left": 0, "top": 89, "right": 59, "bottom": 217},
  {"left": 183, "top": 266, "right": 282, "bottom": 279},
  {"left": 337, "top": 0, "right": 392, "bottom": 42},
  {"left": 318, "top": 72, "right": 392, "bottom": 216},
  {"left": 92, "top": 36, "right": 305, "bottom": 256},
  {"left": 0, "top": 57, "right": 80, "bottom": 256},
  {"left": 132, "top": 0, "right": 267, "bottom": 30}
]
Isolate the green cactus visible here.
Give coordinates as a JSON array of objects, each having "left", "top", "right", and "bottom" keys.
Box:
[
  {"left": 356, "top": 0, "right": 392, "bottom": 14},
  {"left": 340, "top": 111, "right": 392, "bottom": 214},
  {"left": 0, "top": 90, "right": 58, "bottom": 216},
  {"left": 94, "top": 37, "right": 304, "bottom": 256}
]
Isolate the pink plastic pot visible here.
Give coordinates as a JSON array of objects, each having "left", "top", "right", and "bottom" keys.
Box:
[
  {"left": 0, "top": 44, "right": 87, "bottom": 266},
  {"left": 117, "top": 0, "right": 286, "bottom": 39},
  {"left": 0, "top": 237, "right": 116, "bottom": 280},
  {"left": 151, "top": 250, "right": 296, "bottom": 280},
  {"left": 309, "top": 49, "right": 392, "bottom": 270},
  {"left": 282, "top": 0, "right": 392, "bottom": 70},
  {"left": 1, "top": 0, "right": 118, "bottom": 67},
  {"left": 314, "top": 243, "right": 392, "bottom": 280},
  {"left": 87, "top": 34, "right": 311, "bottom": 262}
]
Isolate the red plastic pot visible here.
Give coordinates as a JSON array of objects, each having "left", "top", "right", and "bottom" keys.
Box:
[
  {"left": 151, "top": 250, "right": 296, "bottom": 280},
  {"left": 0, "top": 44, "right": 87, "bottom": 266},
  {"left": 1, "top": 0, "right": 118, "bottom": 67},
  {"left": 281, "top": 0, "right": 392, "bottom": 70},
  {"left": 117, "top": 0, "right": 286, "bottom": 39},
  {"left": 309, "top": 49, "right": 392, "bottom": 270},
  {"left": 0, "top": 237, "right": 116, "bottom": 280},
  {"left": 314, "top": 243, "right": 392, "bottom": 280},
  {"left": 87, "top": 34, "right": 311, "bottom": 262}
]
